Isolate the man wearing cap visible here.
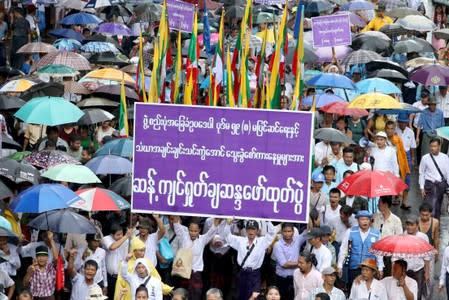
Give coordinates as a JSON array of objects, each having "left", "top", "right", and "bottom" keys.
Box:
[
  {"left": 393, "top": 215, "right": 431, "bottom": 300},
  {"left": 310, "top": 173, "right": 327, "bottom": 212},
  {"left": 349, "top": 258, "right": 388, "bottom": 300},
  {"left": 307, "top": 228, "right": 332, "bottom": 273},
  {"left": 369, "top": 131, "right": 400, "bottom": 177},
  {"left": 337, "top": 210, "right": 383, "bottom": 289},
  {"left": 382, "top": 260, "right": 417, "bottom": 300},
  {"left": 320, "top": 225, "right": 337, "bottom": 266},
  {"left": 309, "top": 267, "right": 346, "bottom": 300},
  {"left": 361, "top": 3, "right": 393, "bottom": 32},
  {"left": 416, "top": 96, "right": 445, "bottom": 155},
  {"left": 136, "top": 215, "right": 165, "bottom": 267}
]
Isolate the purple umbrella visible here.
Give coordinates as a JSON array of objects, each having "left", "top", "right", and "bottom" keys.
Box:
[
  {"left": 93, "top": 23, "right": 131, "bottom": 36},
  {"left": 334, "top": 11, "right": 366, "bottom": 27},
  {"left": 409, "top": 64, "right": 449, "bottom": 86},
  {"left": 316, "top": 46, "right": 353, "bottom": 62}
]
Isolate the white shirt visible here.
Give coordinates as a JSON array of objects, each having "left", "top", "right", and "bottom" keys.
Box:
[
  {"left": 396, "top": 127, "right": 416, "bottom": 152},
  {"left": 20, "top": 241, "right": 62, "bottom": 261},
  {"left": 70, "top": 273, "right": 99, "bottom": 300},
  {"left": 0, "top": 244, "right": 20, "bottom": 276},
  {"left": 371, "top": 145, "right": 400, "bottom": 177},
  {"left": 436, "top": 92, "right": 449, "bottom": 118},
  {"left": 328, "top": 215, "right": 355, "bottom": 244},
  {"left": 349, "top": 278, "right": 387, "bottom": 300},
  {"left": 120, "top": 260, "right": 163, "bottom": 300},
  {"left": 74, "top": 247, "right": 107, "bottom": 287},
  {"left": 412, "top": 101, "right": 428, "bottom": 128},
  {"left": 312, "top": 244, "right": 332, "bottom": 272},
  {"left": 393, "top": 231, "right": 430, "bottom": 272},
  {"left": 321, "top": 204, "right": 341, "bottom": 225},
  {"left": 382, "top": 276, "right": 418, "bottom": 300},
  {"left": 139, "top": 232, "right": 159, "bottom": 267},
  {"left": 314, "top": 141, "right": 331, "bottom": 165},
  {"left": 439, "top": 245, "right": 449, "bottom": 285},
  {"left": 293, "top": 267, "right": 323, "bottom": 300},
  {"left": 419, "top": 152, "right": 449, "bottom": 188},
  {"left": 102, "top": 235, "right": 129, "bottom": 275},
  {"left": 164, "top": 223, "right": 185, "bottom": 256},
  {"left": 372, "top": 212, "right": 403, "bottom": 238}
]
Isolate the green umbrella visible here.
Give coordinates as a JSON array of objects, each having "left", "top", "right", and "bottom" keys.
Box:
[
  {"left": 37, "top": 64, "right": 79, "bottom": 77},
  {"left": 8, "top": 151, "right": 31, "bottom": 161},
  {"left": 41, "top": 164, "right": 102, "bottom": 184},
  {"left": 14, "top": 96, "right": 84, "bottom": 126}
]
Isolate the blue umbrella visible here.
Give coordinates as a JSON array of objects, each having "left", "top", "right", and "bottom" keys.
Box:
[
  {"left": 48, "top": 29, "right": 84, "bottom": 42},
  {"left": 81, "top": 41, "right": 119, "bottom": 53},
  {"left": 342, "top": 0, "right": 374, "bottom": 11},
  {"left": 85, "top": 155, "right": 132, "bottom": 174},
  {"left": 10, "top": 184, "right": 81, "bottom": 213},
  {"left": 28, "top": 209, "right": 97, "bottom": 234},
  {"left": 53, "top": 39, "right": 82, "bottom": 51},
  {"left": 375, "top": 103, "right": 423, "bottom": 114},
  {"left": 0, "top": 216, "right": 11, "bottom": 231},
  {"left": 302, "top": 93, "right": 345, "bottom": 107},
  {"left": 95, "top": 138, "right": 133, "bottom": 157},
  {"left": 356, "top": 78, "right": 402, "bottom": 94},
  {"left": 307, "top": 73, "right": 357, "bottom": 90},
  {"left": 59, "top": 12, "right": 102, "bottom": 25}
]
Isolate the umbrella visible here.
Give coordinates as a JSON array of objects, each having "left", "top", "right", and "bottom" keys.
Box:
[
  {"left": 21, "top": 82, "right": 65, "bottom": 101},
  {"left": 306, "top": 73, "right": 357, "bottom": 90},
  {"left": 386, "top": 7, "right": 421, "bottom": 19},
  {"left": 376, "top": 102, "right": 424, "bottom": 114},
  {"left": 23, "top": 150, "right": 81, "bottom": 170},
  {"left": 95, "top": 138, "right": 132, "bottom": 157},
  {"left": 0, "top": 226, "right": 18, "bottom": 239},
  {"left": 28, "top": 209, "right": 97, "bottom": 234},
  {"left": 36, "top": 52, "right": 91, "bottom": 71},
  {"left": 17, "top": 42, "right": 57, "bottom": 54},
  {"left": 41, "top": 164, "right": 101, "bottom": 184},
  {"left": 287, "top": 41, "right": 319, "bottom": 64},
  {"left": 351, "top": 31, "right": 392, "bottom": 54},
  {"left": 93, "top": 84, "right": 139, "bottom": 100},
  {"left": 77, "top": 97, "right": 118, "bottom": 108},
  {"left": 53, "top": 38, "right": 82, "bottom": 51},
  {"left": 0, "top": 67, "right": 24, "bottom": 77},
  {"left": 334, "top": 11, "right": 366, "bottom": 27},
  {"left": 84, "top": 68, "right": 135, "bottom": 84},
  {"left": 85, "top": 155, "right": 132, "bottom": 174},
  {"left": 356, "top": 78, "right": 402, "bottom": 94},
  {"left": 314, "top": 128, "right": 354, "bottom": 144},
  {"left": 37, "top": 64, "right": 79, "bottom": 77},
  {"left": 64, "top": 81, "right": 91, "bottom": 95},
  {"left": 2, "top": 135, "right": 21, "bottom": 150},
  {"left": 349, "top": 93, "right": 401, "bottom": 109},
  {"left": 342, "top": 0, "right": 374, "bottom": 11},
  {"left": 337, "top": 169, "right": 408, "bottom": 197},
  {"left": 314, "top": 46, "right": 352, "bottom": 62},
  {"left": 134, "top": 3, "right": 162, "bottom": 22},
  {"left": 0, "top": 95, "right": 25, "bottom": 110},
  {"left": 8, "top": 151, "right": 30, "bottom": 161},
  {"left": 10, "top": 184, "right": 81, "bottom": 213},
  {"left": 394, "top": 39, "right": 424, "bottom": 54},
  {"left": 369, "top": 234, "right": 437, "bottom": 258},
  {"left": 48, "top": 28, "right": 85, "bottom": 42},
  {"left": 102, "top": 4, "right": 132, "bottom": 18},
  {"left": 93, "top": 22, "right": 131, "bottom": 36},
  {"left": 320, "top": 101, "right": 369, "bottom": 117},
  {"left": 405, "top": 57, "right": 439, "bottom": 69},
  {"left": 81, "top": 42, "right": 119, "bottom": 53},
  {"left": 409, "top": 64, "right": 449, "bottom": 86},
  {"left": 341, "top": 49, "right": 384, "bottom": 66},
  {"left": 399, "top": 38, "right": 434, "bottom": 54},
  {"left": 302, "top": 93, "right": 345, "bottom": 107},
  {"left": 365, "top": 60, "right": 408, "bottom": 78},
  {"left": 433, "top": 28, "right": 449, "bottom": 40},
  {"left": 0, "top": 158, "right": 40, "bottom": 184},
  {"left": 57, "top": 0, "right": 94, "bottom": 10},
  {"left": 379, "top": 24, "right": 408, "bottom": 37},
  {"left": 89, "top": 52, "right": 129, "bottom": 66},
  {"left": 59, "top": 12, "right": 102, "bottom": 25},
  {"left": 15, "top": 96, "right": 84, "bottom": 126},
  {"left": 0, "top": 179, "right": 12, "bottom": 200},
  {"left": 110, "top": 175, "right": 131, "bottom": 197},
  {"left": 72, "top": 187, "right": 130, "bottom": 211},
  {"left": 78, "top": 108, "right": 114, "bottom": 125},
  {"left": 0, "top": 79, "right": 35, "bottom": 93},
  {"left": 396, "top": 15, "right": 436, "bottom": 32},
  {"left": 370, "top": 69, "right": 408, "bottom": 83},
  {"left": 85, "top": 0, "right": 115, "bottom": 9},
  {"left": 437, "top": 126, "right": 449, "bottom": 140},
  {"left": 121, "top": 64, "right": 151, "bottom": 76},
  {"left": 305, "top": 0, "right": 334, "bottom": 16},
  {"left": 225, "top": 5, "right": 244, "bottom": 19}
]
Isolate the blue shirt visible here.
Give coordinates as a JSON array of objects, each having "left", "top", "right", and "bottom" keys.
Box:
[
  {"left": 333, "top": 159, "right": 358, "bottom": 184},
  {"left": 0, "top": 22, "right": 7, "bottom": 39},
  {"left": 417, "top": 108, "right": 444, "bottom": 133},
  {"left": 321, "top": 181, "right": 338, "bottom": 197},
  {"left": 272, "top": 234, "right": 305, "bottom": 277}
]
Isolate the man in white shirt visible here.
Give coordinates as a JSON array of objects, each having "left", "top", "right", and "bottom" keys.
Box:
[
  {"left": 314, "top": 140, "right": 331, "bottom": 167},
  {"left": 293, "top": 251, "right": 323, "bottom": 300},
  {"left": 306, "top": 228, "right": 332, "bottom": 273},
  {"left": 369, "top": 131, "right": 400, "bottom": 177},
  {"left": 411, "top": 89, "right": 429, "bottom": 130},
  {"left": 67, "top": 249, "right": 101, "bottom": 300},
  {"left": 349, "top": 258, "right": 387, "bottom": 300},
  {"left": 382, "top": 259, "right": 417, "bottom": 300},
  {"left": 137, "top": 216, "right": 165, "bottom": 267},
  {"left": 372, "top": 196, "right": 403, "bottom": 239},
  {"left": 328, "top": 205, "right": 354, "bottom": 255},
  {"left": 418, "top": 138, "right": 449, "bottom": 220},
  {"left": 321, "top": 188, "right": 341, "bottom": 225},
  {"left": 309, "top": 267, "right": 346, "bottom": 300}
]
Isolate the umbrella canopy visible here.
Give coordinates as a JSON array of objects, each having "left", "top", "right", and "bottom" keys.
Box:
[
  {"left": 95, "top": 138, "right": 132, "bottom": 157},
  {"left": 396, "top": 15, "right": 436, "bottom": 31},
  {"left": 405, "top": 57, "right": 438, "bottom": 69},
  {"left": 225, "top": 5, "right": 244, "bottom": 18},
  {"left": 369, "top": 234, "right": 437, "bottom": 258},
  {"left": 85, "top": 0, "right": 115, "bottom": 9},
  {"left": 0, "top": 179, "right": 12, "bottom": 200},
  {"left": 394, "top": 39, "right": 425, "bottom": 54},
  {"left": 10, "top": 183, "right": 81, "bottom": 213},
  {"left": 370, "top": 69, "right": 408, "bottom": 83},
  {"left": 365, "top": 60, "right": 408, "bottom": 77},
  {"left": 17, "top": 42, "right": 57, "bottom": 54},
  {"left": 89, "top": 52, "right": 129, "bottom": 66},
  {"left": 77, "top": 97, "right": 118, "bottom": 108},
  {"left": 376, "top": 102, "right": 423, "bottom": 114},
  {"left": 53, "top": 38, "right": 82, "bottom": 51},
  {"left": 0, "top": 226, "right": 18, "bottom": 239},
  {"left": 93, "top": 22, "right": 131, "bottom": 36},
  {"left": 437, "top": 126, "right": 449, "bottom": 140},
  {"left": 110, "top": 176, "right": 131, "bottom": 197},
  {"left": 121, "top": 64, "right": 151, "bottom": 76},
  {"left": 0, "top": 67, "right": 24, "bottom": 77},
  {"left": 85, "top": 155, "right": 132, "bottom": 174},
  {"left": 342, "top": 0, "right": 374, "bottom": 10},
  {"left": 21, "top": 82, "right": 64, "bottom": 101},
  {"left": 386, "top": 7, "right": 421, "bottom": 19},
  {"left": 59, "top": 12, "right": 102, "bottom": 25},
  {"left": 320, "top": 101, "right": 369, "bottom": 117},
  {"left": 0, "top": 79, "right": 35, "bottom": 93},
  {"left": 93, "top": 84, "right": 139, "bottom": 100},
  {"left": 379, "top": 24, "right": 408, "bottom": 37},
  {"left": 305, "top": 0, "right": 334, "bottom": 16},
  {"left": 64, "top": 81, "right": 91, "bottom": 95},
  {"left": 72, "top": 187, "right": 130, "bottom": 211},
  {"left": 409, "top": 64, "right": 449, "bottom": 86},
  {"left": 134, "top": 3, "right": 162, "bottom": 22},
  {"left": 24, "top": 150, "right": 81, "bottom": 170},
  {"left": 341, "top": 49, "right": 384, "bottom": 66},
  {"left": 48, "top": 28, "right": 85, "bottom": 42},
  {"left": 348, "top": 93, "right": 402, "bottom": 109},
  {"left": 36, "top": 51, "right": 91, "bottom": 71},
  {"left": 81, "top": 42, "right": 119, "bottom": 53},
  {"left": 37, "top": 64, "right": 79, "bottom": 77},
  {"left": 2, "top": 135, "right": 21, "bottom": 150},
  {"left": 78, "top": 108, "right": 114, "bottom": 125},
  {"left": 434, "top": 28, "right": 449, "bottom": 40},
  {"left": 306, "top": 73, "right": 356, "bottom": 89},
  {"left": 302, "top": 93, "right": 345, "bottom": 107},
  {"left": 0, "top": 158, "right": 40, "bottom": 184},
  {"left": 314, "top": 128, "right": 354, "bottom": 144},
  {"left": 337, "top": 169, "right": 408, "bottom": 197},
  {"left": 0, "top": 95, "right": 25, "bottom": 110},
  {"left": 356, "top": 78, "right": 402, "bottom": 94},
  {"left": 14, "top": 96, "right": 84, "bottom": 126},
  {"left": 41, "top": 164, "right": 101, "bottom": 184},
  {"left": 84, "top": 68, "right": 135, "bottom": 84},
  {"left": 28, "top": 209, "right": 97, "bottom": 233},
  {"left": 351, "top": 31, "right": 392, "bottom": 54}
]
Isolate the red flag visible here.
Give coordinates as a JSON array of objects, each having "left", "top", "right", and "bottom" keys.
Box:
[{"left": 55, "top": 255, "right": 65, "bottom": 291}]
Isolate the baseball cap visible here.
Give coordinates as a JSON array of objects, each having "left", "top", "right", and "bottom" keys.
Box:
[
  {"left": 246, "top": 220, "right": 259, "bottom": 230},
  {"left": 312, "top": 173, "right": 325, "bottom": 183},
  {"left": 355, "top": 210, "right": 372, "bottom": 219},
  {"left": 322, "top": 266, "right": 337, "bottom": 275},
  {"left": 375, "top": 131, "right": 387, "bottom": 139},
  {"left": 306, "top": 227, "right": 322, "bottom": 239},
  {"left": 405, "top": 215, "right": 419, "bottom": 224},
  {"left": 35, "top": 245, "right": 49, "bottom": 256},
  {"left": 320, "top": 225, "right": 332, "bottom": 236}
]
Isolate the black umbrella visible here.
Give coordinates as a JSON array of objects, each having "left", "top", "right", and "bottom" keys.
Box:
[
  {"left": 0, "top": 95, "right": 25, "bottom": 110},
  {"left": 365, "top": 60, "right": 408, "bottom": 77},
  {"left": 351, "top": 32, "right": 392, "bottom": 54},
  {"left": 20, "top": 82, "right": 64, "bottom": 101},
  {"left": 380, "top": 24, "right": 408, "bottom": 37},
  {"left": 78, "top": 108, "right": 115, "bottom": 125},
  {"left": 287, "top": 42, "right": 319, "bottom": 64},
  {"left": 225, "top": 5, "right": 245, "bottom": 19},
  {"left": 305, "top": 0, "right": 334, "bottom": 17},
  {"left": 134, "top": 3, "right": 163, "bottom": 22},
  {"left": 0, "top": 67, "right": 24, "bottom": 77},
  {"left": 93, "top": 84, "right": 139, "bottom": 101},
  {"left": 0, "top": 179, "right": 12, "bottom": 200},
  {"left": 368, "top": 69, "right": 409, "bottom": 83},
  {"left": 89, "top": 52, "right": 129, "bottom": 66},
  {"left": 2, "top": 135, "right": 21, "bottom": 150},
  {"left": 401, "top": 38, "right": 434, "bottom": 53},
  {"left": 0, "top": 158, "right": 40, "bottom": 184},
  {"left": 102, "top": 4, "right": 132, "bottom": 18},
  {"left": 110, "top": 175, "right": 131, "bottom": 197},
  {"left": 28, "top": 209, "right": 97, "bottom": 234},
  {"left": 394, "top": 39, "right": 424, "bottom": 54}
]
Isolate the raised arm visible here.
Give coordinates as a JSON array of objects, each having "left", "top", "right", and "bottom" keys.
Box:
[
  {"left": 67, "top": 248, "right": 78, "bottom": 279},
  {"left": 153, "top": 214, "right": 166, "bottom": 240}
]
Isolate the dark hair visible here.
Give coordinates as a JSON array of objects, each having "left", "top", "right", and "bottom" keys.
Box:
[
  {"left": 46, "top": 126, "right": 59, "bottom": 134},
  {"left": 83, "top": 146, "right": 96, "bottom": 156},
  {"left": 429, "top": 138, "right": 441, "bottom": 145},
  {"left": 70, "top": 134, "right": 81, "bottom": 142},
  {"left": 385, "top": 120, "right": 396, "bottom": 128},
  {"left": 343, "top": 170, "right": 354, "bottom": 178},
  {"left": 394, "top": 259, "right": 408, "bottom": 271},
  {"left": 329, "top": 188, "right": 341, "bottom": 197},
  {"left": 17, "top": 287, "right": 33, "bottom": 298},
  {"left": 172, "top": 288, "right": 189, "bottom": 300},
  {"left": 343, "top": 146, "right": 354, "bottom": 154},
  {"left": 315, "top": 293, "right": 331, "bottom": 300},
  {"left": 419, "top": 202, "right": 433, "bottom": 213},
  {"left": 323, "top": 165, "right": 336, "bottom": 173},
  {"left": 340, "top": 205, "right": 353, "bottom": 216},
  {"left": 379, "top": 195, "right": 392, "bottom": 208},
  {"left": 266, "top": 286, "right": 280, "bottom": 294},
  {"left": 84, "top": 259, "right": 98, "bottom": 270},
  {"left": 299, "top": 251, "right": 318, "bottom": 267},
  {"left": 281, "top": 222, "right": 294, "bottom": 230},
  {"left": 56, "top": 145, "right": 67, "bottom": 152},
  {"left": 136, "top": 285, "right": 149, "bottom": 296},
  {"left": 110, "top": 223, "right": 124, "bottom": 235}
]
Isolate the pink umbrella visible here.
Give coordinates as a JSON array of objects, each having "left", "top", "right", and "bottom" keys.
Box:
[{"left": 198, "top": 33, "right": 219, "bottom": 46}]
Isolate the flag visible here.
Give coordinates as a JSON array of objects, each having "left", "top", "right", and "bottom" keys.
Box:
[
  {"left": 137, "top": 31, "right": 147, "bottom": 103},
  {"left": 55, "top": 255, "right": 65, "bottom": 291},
  {"left": 211, "top": 10, "right": 224, "bottom": 106},
  {"left": 184, "top": 10, "right": 199, "bottom": 105},
  {"left": 171, "top": 31, "right": 182, "bottom": 104},
  {"left": 291, "top": 4, "right": 304, "bottom": 111},
  {"left": 148, "top": 40, "right": 160, "bottom": 103},
  {"left": 239, "top": 32, "right": 250, "bottom": 108},
  {"left": 267, "top": 3, "right": 288, "bottom": 109},
  {"left": 226, "top": 45, "right": 235, "bottom": 107},
  {"left": 158, "top": 0, "right": 172, "bottom": 102},
  {"left": 119, "top": 75, "right": 129, "bottom": 137},
  {"left": 203, "top": 0, "right": 211, "bottom": 55},
  {"left": 254, "top": 28, "right": 268, "bottom": 108}
]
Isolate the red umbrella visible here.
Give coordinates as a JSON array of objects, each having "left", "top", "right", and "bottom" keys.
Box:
[
  {"left": 320, "top": 101, "right": 369, "bottom": 117},
  {"left": 72, "top": 187, "right": 130, "bottom": 211},
  {"left": 369, "top": 234, "right": 437, "bottom": 258},
  {"left": 337, "top": 169, "right": 408, "bottom": 197}
]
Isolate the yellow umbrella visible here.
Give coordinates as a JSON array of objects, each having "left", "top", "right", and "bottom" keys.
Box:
[
  {"left": 348, "top": 93, "right": 402, "bottom": 109},
  {"left": 0, "top": 79, "right": 35, "bottom": 93},
  {"left": 84, "top": 68, "right": 135, "bottom": 84}
]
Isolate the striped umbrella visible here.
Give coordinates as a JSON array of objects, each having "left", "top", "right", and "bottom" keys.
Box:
[
  {"left": 341, "top": 49, "right": 384, "bottom": 66},
  {"left": 38, "top": 64, "right": 79, "bottom": 77},
  {"left": 81, "top": 41, "right": 119, "bottom": 53},
  {"left": 36, "top": 52, "right": 91, "bottom": 71},
  {"left": 76, "top": 97, "right": 118, "bottom": 108},
  {"left": 53, "top": 39, "right": 82, "bottom": 51},
  {"left": 59, "top": 12, "right": 102, "bottom": 25},
  {"left": 17, "top": 42, "right": 57, "bottom": 54},
  {"left": 72, "top": 187, "right": 130, "bottom": 211},
  {"left": 64, "top": 81, "right": 91, "bottom": 95},
  {"left": 0, "top": 79, "right": 35, "bottom": 93}
]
